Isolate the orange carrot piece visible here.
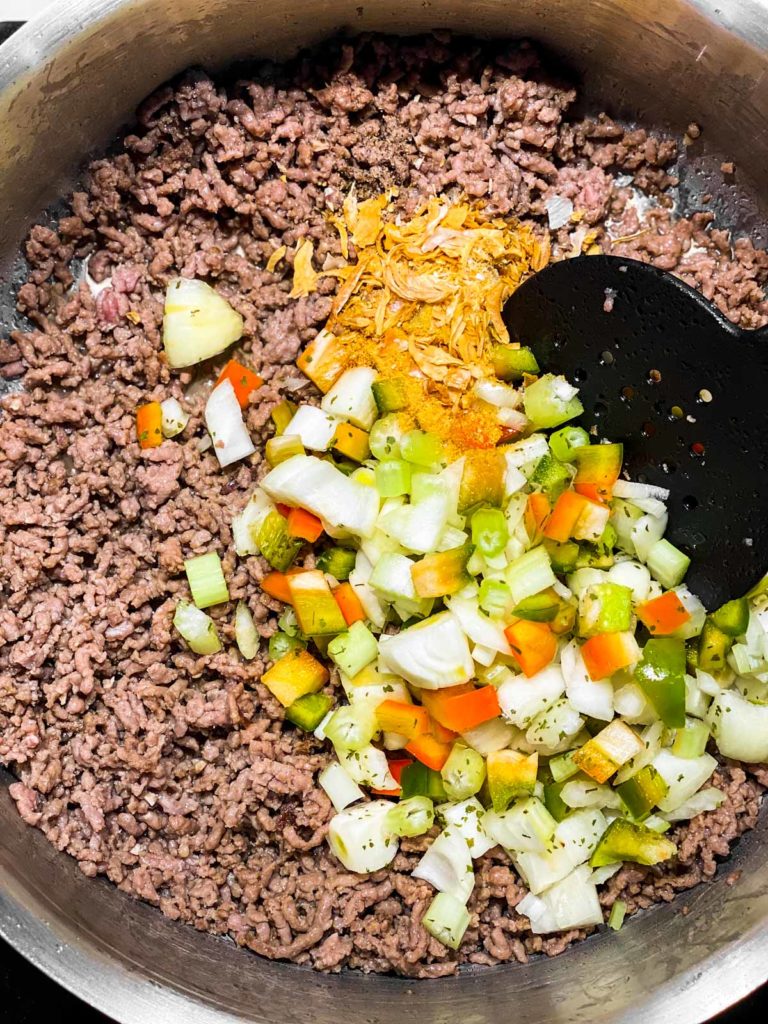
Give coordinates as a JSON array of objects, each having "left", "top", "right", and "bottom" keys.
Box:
[
  {"left": 581, "top": 632, "right": 640, "bottom": 680},
  {"left": 333, "top": 582, "right": 366, "bottom": 626},
  {"left": 542, "top": 490, "right": 590, "bottom": 543},
  {"left": 136, "top": 401, "right": 163, "bottom": 449},
  {"left": 260, "top": 570, "right": 309, "bottom": 604},
  {"left": 525, "top": 492, "right": 551, "bottom": 541},
  {"left": 216, "top": 359, "right": 263, "bottom": 408},
  {"left": 375, "top": 700, "right": 430, "bottom": 740},
  {"left": 637, "top": 591, "right": 691, "bottom": 636},
  {"left": 504, "top": 620, "right": 557, "bottom": 677},
  {"left": 429, "top": 718, "right": 459, "bottom": 745},
  {"left": 286, "top": 507, "right": 324, "bottom": 543},
  {"left": 405, "top": 733, "right": 453, "bottom": 772}
]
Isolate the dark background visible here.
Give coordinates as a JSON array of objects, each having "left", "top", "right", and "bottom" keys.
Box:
[{"left": 0, "top": 14, "right": 766, "bottom": 1024}]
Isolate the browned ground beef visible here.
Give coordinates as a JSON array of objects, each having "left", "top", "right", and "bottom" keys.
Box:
[{"left": 1, "top": 33, "right": 766, "bottom": 977}]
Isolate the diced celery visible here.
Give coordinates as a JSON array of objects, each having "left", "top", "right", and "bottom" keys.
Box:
[
  {"left": 479, "top": 578, "right": 514, "bottom": 619},
  {"left": 265, "top": 434, "right": 305, "bottom": 467},
  {"left": 328, "top": 621, "right": 379, "bottom": 678},
  {"left": 234, "top": 601, "right": 259, "bottom": 660},
  {"left": 375, "top": 459, "right": 412, "bottom": 498},
  {"left": 506, "top": 545, "right": 557, "bottom": 605},
  {"left": 422, "top": 891, "right": 471, "bottom": 950},
  {"left": 524, "top": 373, "right": 584, "bottom": 429},
  {"left": 184, "top": 551, "right": 229, "bottom": 609},
  {"left": 440, "top": 744, "right": 486, "bottom": 801},
  {"left": 401, "top": 429, "right": 443, "bottom": 468},
  {"left": 608, "top": 899, "right": 627, "bottom": 931},
  {"left": 268, "top": 631, "right": 305, "bottom": 661},
  {"left": 646, "top": 538, "right": 691, "bottom": 589},
  {"left": 285, "top": 692, "right": 333, "bottom": 732},
  {"left": 472, "top": 506, "right": 509, "bottom": 558},
  {"left": 173, "top": 601, "right": 222, "bottom": 655},
  {"left": 549, "top": 750, "right": 580, "bottom": 783},
  {"left": 319, "top": 761, "right": 365, "bottom": 811},
  {"left": 578, "top": 582, "right": 633, "bottom": 636},
  {"left": 325, "top": 703, "right": 378, "bottom": 752},
  {"left": 549, "top": 425, "right": 591, "bottom": 463},
  {"left": 316, "top": 546, "right": 357, "bottom": 581},
  {"left": 368, "top": 413, "right": 410, "bottom": 461},
  {"left": 386, "top": 796, "right": 435, "bottom": 838},
  {"left": 672, "top": 718, "right": 710, "bottom": 759}
]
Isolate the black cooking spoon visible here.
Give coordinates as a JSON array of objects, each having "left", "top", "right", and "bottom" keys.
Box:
[{"left": 502, "top": 255, "right": 768, "bottom": 610}]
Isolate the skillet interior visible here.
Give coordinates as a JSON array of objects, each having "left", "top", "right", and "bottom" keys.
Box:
[{"left": 1, "top": 1, "right": 767, "bottom": 1021}]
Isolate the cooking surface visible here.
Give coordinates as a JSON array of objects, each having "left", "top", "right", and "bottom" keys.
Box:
[{"left": 0, "top": 11, "right": 767, "bottom": 1023}]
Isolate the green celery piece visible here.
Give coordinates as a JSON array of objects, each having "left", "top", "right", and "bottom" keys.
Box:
[
  {"left": 590, "top": 818, "right": 677, "bottom": 867},
  {"left": 710, "top": 597, "right": 749, "bottom": 638},
  {"left": 647, "top": 539, "right": 690, "bottom": 589},
  {"left": 672, "top": 719, "right": 710, "bottom": 759},
  {"left": 471, "top": 506, "right": 509, "bottom": 558},
  {"left": 400, "top": 762, "right": 447, "bottom": 801},
  {"left": 698, "top": 618, "right": 734, "bottom": 681},
  {"left": 634, "top": 637, "right": 686, "bottom": 728},
  {"left": 184, "top": 551, "right": 229, "bottom": 609},
  {"left": 549, "top": 425, "right": 591, "bottom": 463},
  {"left": 580, "top": 582, "right": 633, "bottom": 635},
  {"left": 268, "top": 631, "right": 305, "bottom": 661},
  {"left": 523, "top": 373, "right": 584, "bottom": 429},
  {"left": 375, "top": 458, "right": 412, "bottom": 498},
  {"left": 400, "top": 429, "right": 443, "bottom": 467},
  {"left": 327, "top": 621, "right": 378, "bottom": 678},
  {"left": 531, "top": 453, "right": 572, "bottom": 500},
  {"left": 616, "top": 765, "right": 669, "bottom": 819},
  {"left": 285, "top": 693, "right": 333, "bottom": 731},
  {"left": 608, "top": 899, "right": 627, "bottom": 931},
  {"left": 549, "top": 750, "right": 580, "bottom": 782},
  {"left": 422, "top": 891, "right": 471, "bottom": 950},
  {"left": 270, "top": 399, "right": 296, "bottom": 436},
  {"left": 257, "top": 510, "right": 302, "bottom": 571},
  {"left": 492, "top": 343, "right": 539, "bottom": 382},
  {"left": 440, "top": 744, "right": 486, "bottom": 801},
  {"left": 315, "top": 546, "right": 357, "bottom": 581},
  {"left": 386, "top": 796, "right": 434, "bottom": 837},
  {"left": 479, "top": 578, "right": 514, "bottom": 618}
]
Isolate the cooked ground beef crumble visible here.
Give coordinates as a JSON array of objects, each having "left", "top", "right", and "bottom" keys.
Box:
[{"left": 1, "top": 33, "right": 766, "bottom": 977}]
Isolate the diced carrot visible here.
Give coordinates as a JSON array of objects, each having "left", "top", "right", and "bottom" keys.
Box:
[
  {"left": 215, "top": 359, "right": 263, "bottom": 408},
  {"left": 405, "top": 733, "right": 453, "bottom": 771},
  {"left": 420, "top": 685, "right": 501, "bottom": 733},
  {"left": 581, "top": 631, "right": 641, "bottom": 680},
  {"left": 333, "top": 582, "right": 366, "bottom": 626},
  {"left": 504, "top": 620, "right": 557, "bottom": 677},
  {"left": 136, "top": 401, "right": 163, "bottom": 449},
  {"left": 261, "top": 568, "right": 306, "bottom": 604},
  {"left": 637, "top": 591, "right": 691, "bottom": 636},
  {"left": 375, "top": 700, "right": 430, "bottom": 740},
  {"left": 286, "top": 507, "right": 324, "bottom": 543},
  {"left": 525, "top": 492, "right": 551, "bottom": 541},
  {"left": 542, "top": 490, "right": 590, "bottom": 543}
]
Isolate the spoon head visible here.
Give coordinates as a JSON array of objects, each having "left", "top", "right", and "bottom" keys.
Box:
[{"left": 503, "top": 254, "right": 768, "bottom": 608}]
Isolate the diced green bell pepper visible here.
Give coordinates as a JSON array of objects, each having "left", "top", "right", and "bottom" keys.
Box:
[
  {"left": 590, "top": 818, "right": 677, "bottom": 867},
  {"left": 578, "top": 582, "right": 633, "bottom": 636},
  {"left": 315, "top": 546, "right": 357, "bottom": 581},
  {"left": 400, "top": 762, "right": 447, "bottom": 801},
  {"left": 285, "top": 692, "right": 333, "bottom": 731},
  {"left": 513, "top": 589, "right": 561, "bottom": 622},
  {"left": 531, "top": 454, "right": 572, "bottom": 500},
  {"left": 634, "top": 637, "right": 686, "bottom": 728},
  {"left": 543, "top": 780, "right": 569, "bottom": 822},
  {"left": 616, "top": 765, "right": 669, "bottom": 819},
  {"left": 371, "top": 377, "right": 409, "bottom": 414},
  {"left": 543, "top": 538, "right": 580, "bottom": 574},
  {"left": 698, "top": 618, "right": 734, "bottom": 681},
  {"left": 492, "top": 343, "right": 539, "bottom": 382},
  {"left": 710, "top": 597, "right": 749, "bottom": 638},
  {"left": 257, "top": 510, "right": 302, "bottom": 571}
]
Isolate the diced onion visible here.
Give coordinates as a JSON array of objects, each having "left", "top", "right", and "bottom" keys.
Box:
[
  {"left": 378, "top": 611, "right": 474, "bottom": 690},
  {"left": 284, "top": 405, "right": 339, "bottom": 451},
  {"left": 163, "top": 277, "right": 243, "bottom": 368},
  {"left": 327, "top": 800, "right": 399, "bottom": 872},
  {"left": 173, "top": 601, "right": 221, "bottom": 655},
  {"left": 160, "top": 397, "right": 189, "bottom": 438},
  {"left": 204, "top": 378, "right": 255, "bottom": 468},
  {"left": 412, "top": 828, "right": 474, "bottom": 903},
  {"left": 234, "top": 601, "right": 259, "bottom": 660},
  {"left": 560, "top": 640, "right": 614, "bottom": 721},
  {"left": 613, "top": 480, "right": 670, "bottom": 501},
  {"left": 319, "top": 761, "right": 365, "bottom": 812},
  {"left": 545, "top": 195, "right": 574, "bottom": 230},
  {"left": 437, "top": 797, "right": 495, "bottom": 858},
  {"left": 706, "top": 688, "right": 768, "bottom": 763}
]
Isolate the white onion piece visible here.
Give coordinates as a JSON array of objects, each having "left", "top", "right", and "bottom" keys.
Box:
[
  {"left": 160, "top": 397, "right": 189, "bottom": 438},
  {"left": 412, "top": 829, "right": 474, "bottom": 903},
  {"left": 613, "top": 480, "right": 671, "bottom": 501},
  {"left": 204, "top": 378, "right": 255, "bottom": 468},
  {"left": 163, "top": 277, "right": 243, "bottom": 368},
  {"left": 545, "top": 195, "right": 574, "bottom": 230}
]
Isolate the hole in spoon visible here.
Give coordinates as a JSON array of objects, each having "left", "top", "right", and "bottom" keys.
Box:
[
  {"left": 573, "top": 367, "right": 587, "bottom": 382},
  {"left": 682, "top": 495, "right": 698, "bottom": 511}
]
